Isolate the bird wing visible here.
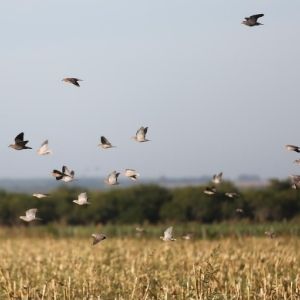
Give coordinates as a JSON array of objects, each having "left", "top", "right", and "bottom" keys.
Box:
[
  {"left": 15, "top": 132, "right": 24, "bottom": 143},
  {"left": 62, "top": 166, "right": 73, "bottom": 177},
  {"left": 68, "top": 78, "right": 80, "bottom": 86},
  {"left": 250, "top": 14, "right": 264, "bottom": 21},
  {"left": 41, "top": 140, "right": 48, "bottom": 147},
  {"left": 125, "top": 169, "right": 136, "bottom": 176},
  {"left": 101, "top": 136, "right": 110, "bottom": 145},
  {"left": 78, "top": 192, "right": 87, "bottom": 202},
  {"left": 38, "top": 140, "right": 49, "bottom": 153},
  {"left": 136, "top": 127, "right": 146, "bottom": 139},
  {"left": 26, "top": 208, "right": 37, "bottom": 218},
  {"left": 164, "top": 226, "right": 173, "bottom": 239},
  {"left": 52, "top": 170, "right": 64, "bottom": 180}
]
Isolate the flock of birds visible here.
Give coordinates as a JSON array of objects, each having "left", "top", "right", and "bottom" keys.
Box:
[
  {"left": 13, "top": 125, "right": 149, "bottom": 244},
  {"left": 13, "top": 13, "right": 274, "bottom": 244}
]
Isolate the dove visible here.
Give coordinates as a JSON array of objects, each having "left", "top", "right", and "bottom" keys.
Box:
[
  {"left": 242, "top": 14, "right": 264, "bottom": 26},
  {"left": 20, "top": 208, "right": 42, "bottom": 222},
  {"left": 37, "top": 140, "right": 52, "bottom": 155},
  {"left": 9, "top": 132, "right": 32, "bottom": 150},
  {"left": 160, "top": 226, "right": 176, "bottom": 241},
  {"left": 124, "top": 169, "right": 140, "bottom": 181},
  {"left": 105, "top": 171, "right": 120, "bottom": 185},
  {"left": 91, "top": 233, "right": 106, "bottom": 245},
  {"left": 132, "top": 126, "right": 150, "bottom": 142},
  {"left": 62, "top": 77, "right": 82, "bottom": 87},
  {"left": 52, "top": 166, "right": 75, "bottom": 182},
  {"left": 73, "top": 192, "right": 90, "bottom": 205}
]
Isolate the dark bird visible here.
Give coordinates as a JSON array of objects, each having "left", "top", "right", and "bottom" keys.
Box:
[
  {"left": 285, "top": 145, "right": 300, "bottom": 153},
  {"left": 99, "top": 136, "right": 115, "bottom": 149},
  {"left": 242, "top": 14, "right": 264, "bottom": 26},
  {"left": 52, "top": 166, "right": 75, "bottom": 182},
  {"left": 9, "top": 132, "right": 32, "bottom": 150},
  {"left": 62, "top": 78, "right": 83, "bottom": 87}
]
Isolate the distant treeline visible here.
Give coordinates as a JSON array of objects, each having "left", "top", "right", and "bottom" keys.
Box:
[{"left": 0, "top": 179, "right": 299, "bottom": 225}]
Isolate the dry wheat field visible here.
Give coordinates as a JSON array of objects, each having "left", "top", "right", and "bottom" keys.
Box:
[{"left": 0, "top": 237, "right": 300, "bottom": 300}]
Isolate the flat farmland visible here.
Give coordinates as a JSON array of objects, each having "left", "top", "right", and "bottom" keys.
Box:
[{"left": 0, "top": 236, "right": 299, "bottom": 299}]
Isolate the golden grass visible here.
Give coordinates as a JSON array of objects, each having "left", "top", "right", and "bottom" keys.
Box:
[{"left": 0, "top": 237, "right": 299, "bottom": 299}]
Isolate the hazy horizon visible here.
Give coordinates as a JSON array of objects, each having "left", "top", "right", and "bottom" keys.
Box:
[{"left": 1, "top": 1, "right": 300, "bottom": 180}]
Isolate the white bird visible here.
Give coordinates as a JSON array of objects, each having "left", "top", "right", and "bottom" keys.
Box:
[
  {"left": 160, "top": 226, "right": 176, "bottom": 241},
  {"left": 52, "top": 166, "right": 75, "bottom": 183},
  {"left": 236, "top": 208, "right": 244, "bottom": 214},
  {"left": 133, "top": 126, "right": 150, "bottom": 142},
  {"left": 124, "top": 169, "right": 140, "bottom": 181},
  {"left": 212, "top": 172, "right": 223, "bottom": 184},
  {"left": 91, "top": 233, "right": 106, "bottom": 245},
  {"left": 20, "top": 208, "right": 41, "bottom": 222},
  {"left": 225, "top": 192, "right": 239, "bottom": 198},
  {"left": 73, "top": 192, "right": 90, "bottom": 205},
  {"left": 105, "top": 171, "right": 120, "bottom": 185},
  {"left": 99, "top": 136, "right": 115, "bottom": 149},
  {"left": 290, "top": 175, "right": 300, "bottom": 189},
  {"left": 37, "top": 140, "right": 52, "bottom": 155},
  {"left": 32, "top": 193, "right": 49, "bottom": 199},
  {"left": 204, "top": 187, "right": 217, "bottom": 195},
  {"left": 182, "top": 233, "right": 193, "bottom": 240}
]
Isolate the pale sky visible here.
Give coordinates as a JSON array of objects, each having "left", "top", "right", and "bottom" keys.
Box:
[{"left": 0, "top": 1, "right": 300, "bottom": 180}]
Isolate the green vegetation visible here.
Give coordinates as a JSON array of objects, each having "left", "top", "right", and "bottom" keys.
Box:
[{"left": 0, "top": 179, "right": 299, "bottom": 226}]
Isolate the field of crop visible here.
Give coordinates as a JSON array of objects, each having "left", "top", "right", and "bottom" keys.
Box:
[{"left": 0, "top": 235, "right": 299, "bottom": 299}]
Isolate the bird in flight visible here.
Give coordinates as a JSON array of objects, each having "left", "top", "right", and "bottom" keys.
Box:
[
  {"left": 9, "top": 132, "right": 32, "bottom": 150},
  {"left": 182, "top": 233, "right": 193, "bottom": 240},
  {"left": 105, "top": 171, "right": 120, "bottom": 185},
  {"left": 285, "top": 145, "right": 300, "bottom": 153},
  {"left": 133, "top": 126, "right": 150, "bottom": 142},
  {"left": 52, "top": 166, "right": 75, "bottom": 182},
  {"left": 99, "top": 136, "right": 115, "bottom": 149},
  {"left": 32, "top": 193, "right": 50, "bottom": 199},
  {"left": 204, "top": 186, "right": 217, "bottom": 195},
  {"left": 290, "top": 175, "right": 300, "bottom": 189},
  {"left": 62, "top": 78, "right": 83, "bottom": 87},
  {"left": 124, "top": 169, "right": 140, "bottom": 181},
  {"left": 160, "top": 226, "right": 176, "bottom": 241},
  {"left": 212, "top": 172, "right": 223, "bottom": 185},
  {"left": 265, "top": 230, "right": 276, "bottom": 239},
  {"left": 73, "top": 192, "right": 90, "bottom": 205},
  {"left": 91, "top": 233, "right": 106, "bottom": 245},
  {"left": 37, "top": 140, "right": 52, "bottom": 155},
  {"left": 242, "top": 14, "right": 264, "bottom": 26},
  {"left": 225, "top": 192, "right": 239, "bottom": 198},
  {"left": 20, "top": 208, "right": 42, "bottom": 222}
]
